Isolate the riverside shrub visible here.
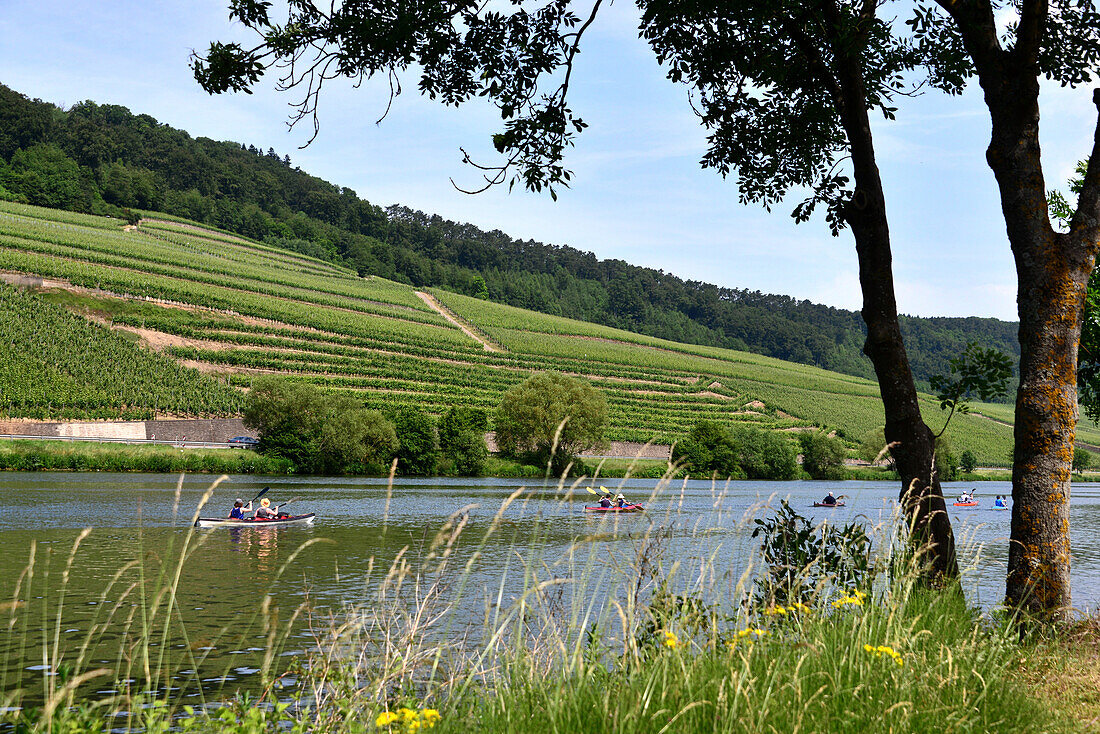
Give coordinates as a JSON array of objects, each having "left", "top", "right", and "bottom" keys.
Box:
[
  {"left": 245, "top": 376, "right": 398, "bottom": 474},
  {"left": 439, "top": 406, "right": 489, "bottom": 476},
  {"left": 733, "top": 426, "right": 798, "bottom": 480},
  {"left": 494, "top": 371, "right": 608, "bottom": 473},
  {"left": 392, "top": 407, "right": 439, "bottom": 476},
  {"left": 671, "top": 420, "right": 742, "bottom": 479},
  {"left": 799, "top": 430, "right": 847, "bottom": 479}
]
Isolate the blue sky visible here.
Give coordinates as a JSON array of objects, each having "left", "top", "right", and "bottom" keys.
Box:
[{"left": 2, "top": 0, "right": 1096, "bottom": 321}]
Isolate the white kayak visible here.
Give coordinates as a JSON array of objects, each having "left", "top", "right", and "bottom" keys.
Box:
[{"left": 194, "top": 513, "right": 316, "bottom": 529}]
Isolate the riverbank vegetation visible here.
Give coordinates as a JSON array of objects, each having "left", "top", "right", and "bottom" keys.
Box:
[
  {"left": 0, "top": 438, "right": 292, "bottom": 474},
  {"left": 1, "top": 475, "right": 1093, "bottom": 732}
]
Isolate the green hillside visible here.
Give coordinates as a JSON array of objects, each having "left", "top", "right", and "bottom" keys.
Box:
[
  {"left": 0, "top": 199, "right": 1043, "bottom": 466},
  {"left": 0, "top": 83, "right": 1021, "bottom": 387}
]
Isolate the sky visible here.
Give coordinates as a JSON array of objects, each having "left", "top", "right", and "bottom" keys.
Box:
[{"left": 1, "top": 1, "right": 1097, "bottom": 321}]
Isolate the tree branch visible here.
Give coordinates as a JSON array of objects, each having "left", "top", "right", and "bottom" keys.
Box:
[
  {"left": 932, "top": 0, "right": 1003, "bottom": 75},
  {"left": 1014, "top": 0, "right": 1049, "bottom": 68},
  {"left": 560, "top": 0, "right": 603, "bottom": 104},
  {"left": 778, "top": 11, "right": 843, "bottom": 106},
  {"left": 1069, "top": 89, "right": 1100, "bottom": 242}
]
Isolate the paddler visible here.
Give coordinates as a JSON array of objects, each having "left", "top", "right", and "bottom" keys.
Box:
[
  {"left": 254, "top": 497, "right": 279, "bottom": 519},
  {"left": 228, "top": 498, "right": 252, "bottom": 519},
  {"left": 615, "top": 493, "right": 629, "bottom": 508}
]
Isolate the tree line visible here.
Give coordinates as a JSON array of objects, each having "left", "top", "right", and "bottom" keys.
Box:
[
  {"left": 0, "top": 83, "right": 1018, "bottom": 389},
  {"left": 246, "top": 371, "right": 849, "bottom": 482}
]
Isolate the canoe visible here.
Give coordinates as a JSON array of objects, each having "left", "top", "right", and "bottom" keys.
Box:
[
  {"left": 194, "top": 513, "right": 316, "bottom": 528},
  {"left": 813, "top": 502, "right": 845, "bottom": 507},
  {"left": 584, "top": 504, "right": 644, "bottom": 513},
  {"left": 953, "top": 502, "right": 979, "bottom": 507}
]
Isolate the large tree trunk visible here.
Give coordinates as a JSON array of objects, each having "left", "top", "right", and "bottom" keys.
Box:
[
  {"left": 979, "top": 69, "right": 1092, "bottom": 619},
  {"left": 832, "top": 30, "right": 959, "bottom": 583},
  {"left": 1008, "top": 235, "right": 1087, "bottom": 617}
]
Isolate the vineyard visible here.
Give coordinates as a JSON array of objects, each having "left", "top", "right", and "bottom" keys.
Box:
[{"left": 0, "top": 200, "right": 1041, "bottom": 465}]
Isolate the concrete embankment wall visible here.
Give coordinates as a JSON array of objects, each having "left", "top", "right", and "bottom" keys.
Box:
[{"left": 0, "top": 418, "right": 251, "bottom": 442}]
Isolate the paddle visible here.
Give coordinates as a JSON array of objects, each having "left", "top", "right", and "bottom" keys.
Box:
[
  {"left": 274, "top": 496, "right": 301, "bottom": 512},
  {"left": 248, "top": 486, "right": 270, "bottom": 505}
]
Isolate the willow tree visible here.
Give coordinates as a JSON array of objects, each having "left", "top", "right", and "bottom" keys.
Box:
[
  {"left": 911, "top": 0, "right": 1100, "bottom": 619},
  {"left": 193, "top": 0, "right": 958, "bottom": 579}
]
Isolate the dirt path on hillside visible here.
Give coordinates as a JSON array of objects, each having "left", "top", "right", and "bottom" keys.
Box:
[{"left": 415, "top": 291, "right": 503, "bottom": 352}]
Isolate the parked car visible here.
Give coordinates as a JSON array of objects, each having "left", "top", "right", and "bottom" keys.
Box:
[{"left": 227, "top": 436, "right": 260, "bottom": 447}]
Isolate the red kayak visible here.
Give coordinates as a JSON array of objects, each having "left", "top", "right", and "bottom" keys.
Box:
[
  {"left": 584, "top": 504, "right": 644, "bottom": 513},
  {"left": 953, "top": 502, "right": 979, "bottom": 507},
  {"left": 813, "top": 502, "right": 846, "bottom": 507}
]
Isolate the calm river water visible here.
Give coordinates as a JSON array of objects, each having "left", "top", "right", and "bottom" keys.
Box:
[{"left": 3, "top": 472, "right": 1100, "bottom": 705}]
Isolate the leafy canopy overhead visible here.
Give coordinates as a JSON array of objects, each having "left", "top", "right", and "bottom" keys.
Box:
[
  {"left": 909, "top": 0, "right": 1100, "bottom": 94},
  {"left": 194, "top": 0, "right": 916, "bottom": 226},
  {"left": 195, "top": 0, "right": 598, "bottom": 199},
  {"left": 639, "top": 0, "right": 916, "bottom": 232}
]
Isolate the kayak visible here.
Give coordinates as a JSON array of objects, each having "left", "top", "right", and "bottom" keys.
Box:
[
  {"left": 194, "top": 513, "right": 316, "bottom": 528},
  {"left": 993, "top": 505, "right": 1010, "bottom": 510},
  {"left": 953, "top": 502, "right": 979, "bottom": 507},
  {"left": 584, "top": 504, "right": 644, "bottom": 513},
  {"left": 813, "top": 502, "right": 846, "bottom": 507}
]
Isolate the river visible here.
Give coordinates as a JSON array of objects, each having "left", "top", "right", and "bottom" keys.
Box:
[{"left": 3, "top": 472, "right": 1100, "bottom": 708}]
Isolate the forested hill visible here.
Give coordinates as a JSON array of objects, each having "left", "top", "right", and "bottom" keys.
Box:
[{"left": 0, "top": 83, "right": 1018, "bottom": 384}]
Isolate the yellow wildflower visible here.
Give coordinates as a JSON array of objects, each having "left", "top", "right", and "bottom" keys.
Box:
[
  {"left": 421, "top": 710, "right": 441, "bottom": 728},
  {"left": 663, "top": 630, "right": 679, "bottom": 649},
  {"left": 787, "top": 602, "right": 811, "bottom": 614},
  {"left": 728, "top": 627, "right": 768, "bottom": 648},
  {"left": 764, "top": 606, "right": 788, "bottom": 616},
  {"left": 864, "top": 644, "right": 903, "bottom": 666},
  {"left": 376, "top": 711, "right": 399, "bottom": 728},
  {"left": 831, "top": 591, "right": 865, "bottom": 608}
]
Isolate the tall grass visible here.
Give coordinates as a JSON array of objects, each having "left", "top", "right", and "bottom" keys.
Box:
[{"left": 0, "top": 470, "right": 1074, "bottom": 733}]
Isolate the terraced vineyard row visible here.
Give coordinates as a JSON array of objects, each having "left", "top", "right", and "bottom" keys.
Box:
[
  {"left": 0, "top": 283, "right": 242, "bottom": 419},
  {"left": 0, "top": 214, "right": 442, "bottom": 321},
  {"left": 0, "top": 201, "right": 1019, "bottom": 464}
]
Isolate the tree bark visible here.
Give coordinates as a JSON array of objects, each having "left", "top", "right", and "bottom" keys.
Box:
[
  {"left": 984, "top": 76, "right": 1090, "bottom": 620},
  {"left": 826, "top": 4, "right": 958, "bottom": 582},
  {"left": 936, "top": 0, "right": 1100, "bottom": 619}
]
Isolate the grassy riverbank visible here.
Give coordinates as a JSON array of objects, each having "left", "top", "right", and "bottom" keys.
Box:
[
  {"left": 3, "top": 438, "right": 1055, "bottom": 481},
  {"left": 0, "top": 438, "right": 292, "bottom": 474},
  {"left": 0, "top": 439, "right": 889, "bottom": 479},
  {"left": 2, "top": 474, "right": 1096, "bottom": 733}
]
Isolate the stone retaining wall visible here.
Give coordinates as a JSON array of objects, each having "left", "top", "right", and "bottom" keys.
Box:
[{"left": 0, "top": 418, "right": 251, "bottom": 442}]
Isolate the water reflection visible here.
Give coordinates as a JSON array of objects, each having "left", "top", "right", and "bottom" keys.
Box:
[{"left": 227, "top": 525, "right": 285, "bottom": 576}]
